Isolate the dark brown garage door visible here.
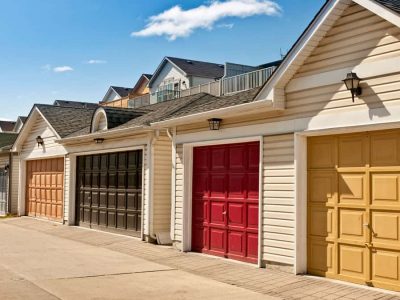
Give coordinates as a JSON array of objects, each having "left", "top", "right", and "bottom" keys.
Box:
[{"left": 76, "top": 150, "right": 142, "bottom": 236}]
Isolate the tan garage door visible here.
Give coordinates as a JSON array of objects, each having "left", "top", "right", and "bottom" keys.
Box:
[
  {"left": 308, "top": 130, "right": 400, "bottom": 292},
  {"left": 26, "top": 158, "right": 64, "bottom": 221}
]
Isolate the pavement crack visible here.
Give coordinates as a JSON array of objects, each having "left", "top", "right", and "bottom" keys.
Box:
[{"left": 53, "top": 268, "right": 177, "bottom": 281}]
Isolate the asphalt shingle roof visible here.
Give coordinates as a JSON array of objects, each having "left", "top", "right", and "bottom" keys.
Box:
[
  {"left": 35, "top": 104, "right": 97, "bottom": 138},
  {"left": 167, "top": 57, "right": 225, "bottom": 79},
  {"left": 54, "top": 100, "right": 99, "bottom": 109},
  {"left": 0, "top": 132, "right": 18, "bottom": 150},
  {"left": 111, "top": 86, "right": 133, "bottom": 98},
  {"left": 0, "top": 121, "right": 16, "bottom": 132},
  {"left": 375, "top": 0, "right": 400, "bottom": 13}
]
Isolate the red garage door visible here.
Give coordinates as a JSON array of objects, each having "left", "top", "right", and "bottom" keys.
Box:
[{"left": 192, "top": 142, "right": 260, "bottom": 263}]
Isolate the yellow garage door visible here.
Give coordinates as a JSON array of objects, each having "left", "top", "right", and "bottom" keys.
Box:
[{"left": 308, "top": 130, "right": 400, "bottom": 292}]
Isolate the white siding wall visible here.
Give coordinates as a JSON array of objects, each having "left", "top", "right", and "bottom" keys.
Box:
[
  {"left": 191, "top": 76, "right": 217, "bottom": 87},
  {"left": 143, "top": 144, "right": 149, "bottom": 235},
  {"left": 21, "top": 115, "right": 67, "bottom": 160},
  {"left": 262, "top": 134, "right": 295, "bottom": 265},
  {"left": 149, "top": 62, "right": 187, "bottom": 97}
]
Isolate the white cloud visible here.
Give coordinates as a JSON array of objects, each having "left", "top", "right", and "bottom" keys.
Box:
[
  {"left": 53, "top": 66, "right": 74, "bottom": 73},
  {"left": 217, "top": 23, "right": 234, "bottom": 29},
  {"left": 132, "top": 0, "right": 281, "bottom": 40},
  {"left": 86, "top": 59, "right": 107, "bottom": 64}
]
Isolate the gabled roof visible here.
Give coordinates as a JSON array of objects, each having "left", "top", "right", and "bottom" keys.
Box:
[
  {"left": 131, "top": 74, "right": 152, "bottom": 95},
  {"left": 0, "top": 121, "right": 16, "bottom": 132},
  {"left": 111, "top": 86, "right": 133, "bottom": 98},
  {"left": 148, "top": 56, "right": 224, "bottom": 87},
  {"left": 54, "top": 100, "right": 98, "bottom": 109},
  {"left": 35, "top": 104, "right": 97, "bottom": 138},
  {"left": 0, "top": 132, "right": 18, "bottom": 150},
  {"left": 255, "top": 0, "right": 400, "bottom": 102}
]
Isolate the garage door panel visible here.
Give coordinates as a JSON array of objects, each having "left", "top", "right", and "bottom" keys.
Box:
[
  {"left": 308, "top": 137, "right": 336, "bottom": 169},
  {"left": 339, "top": 173, "right": 367, "bottom": 205},
  {"left": 338, "top": 135, "right": 368, "bottom": 168},
  {"left": 76, "top": 150, "right": 142, "bottom": 236},
  {"left": 210, "top": 174, "right": 225, "bottom": 198},
  {"left": 372, "top": 211, "right": 400, "bottom": 246},
  {"left": 338, "top": 244, "right": 367, "bottom": 280},
  {"left": 309, "top": 207, "right": 334, "bottom": 238},
  {"left": 248, "top": 173, "right": 259, "bottom": 199},
  {"left": 210, "top": 201, "right": 225, "bottom": 225},
  {"left": 371, "top": 173, "right": 400, "bottom": 206},
  {"left": 309, "top": 171, "right": 337, "bottom": 205},
  {"left": 371, "top": 132, "right": 400, "bottom": 167},
  {"left": 339, "top": 209, "right": 366, "bottom": 242},
  {"left": 210, "top": 228, "right": 226, "bottom": 253},
  {"left": 227, "top": 203, "right": 245, "bottom": 227},
  {"left": 211, "top": 148, "right": 226, "bottom": 171},
  {"left": 229, "top": 145, "right": 246, "bottom": 170},
  {"left": 228, "top": 231, "right": 245, "bottom": 256},
  {"left": 308, "top": 239, "right": 334, "bottom": 275},
  {"left": 227, "top": 174, "right": 245, "bottom": 198},
  {"left": 372, "top": 250, "right": 400, "bottom": 284}
]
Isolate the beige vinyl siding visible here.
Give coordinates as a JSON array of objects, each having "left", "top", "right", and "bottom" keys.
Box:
[
  {"left": 143, "top": 144, "right": 149, "bottom": 235},
  {"left": 10, "top": 154, "right": 19, "bottom": 214},
  {"left": 0, "top": 154, "right": 9, "bottom": 168},
  {"left": 21, "top": 115, "right": 66, "bottom": 160},
  {"left": 63, "top": 155, "right": 69, "bottom": 222},
  {"left": 262, "top": 134, "right": 295, "bottom": 265},
  {"left": 173, "top": 144, "right": 184, "bottom": 244},
  {"left": 152, "top": 133, "right": 172, "bottom": 234}
]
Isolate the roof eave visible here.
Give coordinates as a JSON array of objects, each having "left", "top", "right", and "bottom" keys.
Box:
[
  {"left": 150, "top": 99, "right": 277, "bottom": 128},
  {"left": 56, "top": 125, "right": 152, "bottom": 145}
]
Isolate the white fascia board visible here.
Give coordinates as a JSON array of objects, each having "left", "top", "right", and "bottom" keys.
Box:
[
  {"left": 354, "top": 0, "right": 400, "bottom": 28},
  {"left": 56, "top": 125, "right": 151, "bottom": 145},
  {"left": 150, "top": 99, "right": 274, "bottom": 128},
  {"left": 255, "top": 0, "right": 345, "bottom": 102},
  {"left": 101, "top": 87, "right": 115, "bottom": 103},
  {"left": 12, "top": 107, "right": 61, "bottom": 152}
]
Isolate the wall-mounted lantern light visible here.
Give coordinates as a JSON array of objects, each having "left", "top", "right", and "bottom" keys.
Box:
[
  {"left": 94, "top": 138, "right": 105, "bottom": 144},
  {"left": 36, "top": 136, "right": 44, "bottom": 148},
  {"left": 208, "top": 118, "right": 222, "bottom": 131},
  {"left": 4, "top": 164, "right": 9, "bottom": 173},
  {"left": 343, "top": 72, "right": 362, "bottom": 102}
]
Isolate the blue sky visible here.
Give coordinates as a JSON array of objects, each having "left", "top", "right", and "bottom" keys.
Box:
[{"left": 0, "top": 0, "right": 324, "bottom": 120}]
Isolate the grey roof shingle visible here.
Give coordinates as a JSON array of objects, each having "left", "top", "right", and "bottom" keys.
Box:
[
  {"left": 375, "top": 0, "right": 400, "bottom": 14},
  {"left": 0, "top": 132, "right": 18, "bottom": 150},
  {"left": 54, "top": 100, "right": 99, "bottom": 109},
  {"left": 111, "top": 86, "right": 133, "bottom": 98},
  {"left": 35, "top": 104, "right": 97, "bottom": 138},
  {"left": 0, "top": 121, "right": 16, "bottom": 132},
  {"left": 101, "top": 107, "right": 146, "bottom": 130},
  {"left": 167, "top": 57, "right": 225, "bottom": 79}
]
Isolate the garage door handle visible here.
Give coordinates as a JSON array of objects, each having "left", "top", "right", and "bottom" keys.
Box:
[{"left": 222, "top": 211, "right": 227, "bottom": 215}]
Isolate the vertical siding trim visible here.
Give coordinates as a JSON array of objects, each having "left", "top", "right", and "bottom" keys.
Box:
[
  {"left": 170, "top": 128, "right": 177, "bottom": 241},
  {"left": 294, "top": 134, "right": 307, "bottom": 274}
]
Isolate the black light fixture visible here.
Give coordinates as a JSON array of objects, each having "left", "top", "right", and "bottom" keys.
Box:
[
  {"left": 343, "top": 72, "right": 362, "bottom": 102},
  {"left": 208, "top": 118, "right": 222, "bottom": 131},
  {"left": 4, "top": 164, "right": 9, "bottom": 173},
  {"left": 36, "top": 136, "right": 44, "bottom": 147},
  {"left": 94, "top": 138, "right": 105, "bottom": 144}
]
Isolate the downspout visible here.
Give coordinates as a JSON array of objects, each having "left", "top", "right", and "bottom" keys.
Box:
[
  {"left": 166, "top": 127, "right": 176, "bottom": 243},
  {"left": 147, "top": 129, "right": 160, "bottom": 241}
]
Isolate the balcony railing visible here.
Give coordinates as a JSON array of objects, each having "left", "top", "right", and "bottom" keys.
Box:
[
  {"left": 180, "top": 81, "right": 221, "bottom": 97},
  {"left": 128, "top": 94, "right": 150, "bottom": 108},
  {"left": 150, "top": 90, "right": 181, "bottom": 103},
  {"left": 221, "top": 66, "right": 276, "bottom": 95}
]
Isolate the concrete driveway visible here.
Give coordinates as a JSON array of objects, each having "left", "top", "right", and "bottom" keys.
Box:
[{"left": 0, "top": 218, "right": 275, "bottom": 300}]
